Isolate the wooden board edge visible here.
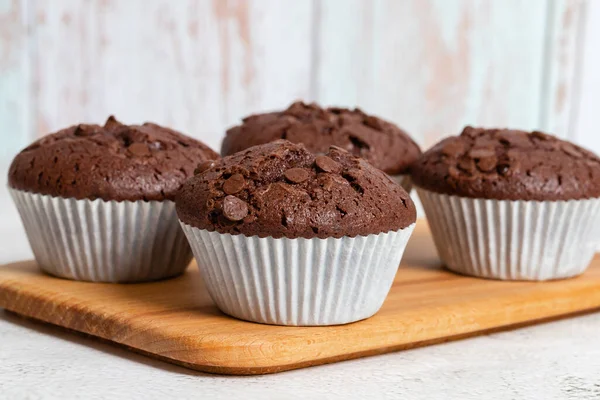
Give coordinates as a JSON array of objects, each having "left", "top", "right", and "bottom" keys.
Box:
[{"left": 4, "top": 305, "right": 600, "bottom": 376}]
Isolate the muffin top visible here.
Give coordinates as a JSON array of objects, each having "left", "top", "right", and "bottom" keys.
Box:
[
  {"left": 221, "top": 101, "right": 421, "bottom": 175},
  {"left": 177, "top": 140, "right": 416, "bottom": 239},
  {"left": 8, "top": 116, "right": 219, "bottom": 201},
  {"left": 412, "top": 127, "right": 600, "bottom": 201}
]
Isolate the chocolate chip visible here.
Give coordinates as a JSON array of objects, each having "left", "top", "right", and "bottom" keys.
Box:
[
  {"left": 562, "top": 144, "right": 584, "bottom": 158},
  {"left": 468, "top": 148, "right": 495, "bottom": 159},
  {"left": 284, "top": 168, "right": 309, "bottom": 183},
  {"left": 531, "top": 131, "right": 550, "bottom": 140},
  {"left": 448, "top": 166, "right": 461, "bottom": 179},
  {"left": 457, "top": 157, "right": 475, "bottom": 173},
  {"left": 460, "top": 126, "right": 478, "bottom": 137},
  {"left": 74, "top": 125, "right": 90, "bottom": 137},
  {"left": 223, "top": 173, "right": 245, "bottom": 194},
  {"left": 498, "top": 131, "right": 531, "bottom": 147},
  {"left": 497, "top": 132, "right": 518, "bottom": 146},
  {"left": 177, "top": 139, "right": 190, "bottom": 148},
  {"left": 285, "top": 101, "right": 308, "bottom": 117},
  {"left": 477, "top": 156, "right": 497, "bottom": 172},
  {"left": 363, "top": 116, "right": 382, "bottom": 130},
  {"left": 194, "top": 160, "right": 215, "bottom": 175},
  {"left": 222, "top": 195, "right": 248, "bottom": 221},
  {"left": 315, "top": 155, "right": 341, "bottom": 173},
  {"left": 441, "top": 139, "right": 466, "bottom": 156},
  {"left": 127, "top": 143, "right": 150, "bottom": 156},
  {"left": 104, "top": 115, "right": 121, "bottom": 128}
]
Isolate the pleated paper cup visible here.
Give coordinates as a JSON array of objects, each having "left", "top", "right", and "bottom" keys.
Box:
[
  {"left": 180, "top": 222, "right": 416, "bottom": 326},
  {"left": 10, "top": 188, "right": 192, "bottom": 282},
  {"left": 417, "top": 188, "right": 600, "bottom": 281},
  {"left": 390, "top": 174, "right": 413, "bottom": 192}
]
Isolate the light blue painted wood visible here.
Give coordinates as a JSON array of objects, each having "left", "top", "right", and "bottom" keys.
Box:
[
  {"left": 0, "top": 0, "right": 31, "bottom": 160},
  {"left": 540, "top": 0, "right": 586, "bottom": 140},
  {"left": 24, "top": 0, "right": 314, "bottom": 152},
  {"left": 314, "top": 0, "right": 551, "bottom": 148},
  {"left": 0, "top": 0, "right": 593, "bottom": 160},
  {"left": 573, "top": 0, "right": 600, "bottom": 154}
]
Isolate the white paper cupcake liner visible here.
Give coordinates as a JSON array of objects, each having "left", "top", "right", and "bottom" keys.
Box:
[
  {"left": 417, "top": 188, "right": 600, "bottom": 281},
  {"left": 180, "top": 222, "right": 415, "bottom": 326},
  {"left": 10, "top": 188, "right": 192, "bottom": 282},
  {"left": 390, "top": 174, "right": 413, "bottom": 192}
]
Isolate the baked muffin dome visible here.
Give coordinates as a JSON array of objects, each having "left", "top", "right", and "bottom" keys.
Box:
[
  {"left": 221, "top": 101, "right": 421, "bottom": 175},
  {"left": 177, "top": 140, "right": 416, "bottom": 239},
  {"left": 8, "top": 116, "right": 219, "bottom": 201},
  {"left": 412, "top": 127, "right": 600, "bottom": 201}
]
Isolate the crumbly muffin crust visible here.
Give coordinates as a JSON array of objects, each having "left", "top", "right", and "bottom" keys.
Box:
[
  {"left": 9, "top": 116, "right": 219, "bottom": 201},
  {"left": 177, "top": 140, "right": 416, "bottom": 238},
  {"left": 412, "top": 127, "right": 600, "bottom": 201},
  {"left": 221, "top": 101, "right": 421, "bottom": 175}
]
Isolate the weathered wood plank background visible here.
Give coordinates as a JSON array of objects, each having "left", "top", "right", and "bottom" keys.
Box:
[{"left": 0, "top": 0, "right": 595, "bottom": 160}]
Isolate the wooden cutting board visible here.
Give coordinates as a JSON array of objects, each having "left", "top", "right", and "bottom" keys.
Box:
[{"left": 1, "top": 221, "right": 600, "bottom": 375}]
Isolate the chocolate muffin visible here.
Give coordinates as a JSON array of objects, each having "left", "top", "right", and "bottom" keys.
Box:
[
  {"left": 179, "top": 140, "right": 415, "bottom": 238},
  {"left": 9, "top": 116, "right": 218, "bottom": 201},
  {"left": 9, "top": 116, "right": 219, "bottom": 282},
  {"left": 412, "top": 126, "right": 600, "bottom": 201},
  {"left": 221, "top": 101, "right": 421, "bottom": 190},
  {"left": 178, "top": 140, "right": 416, "bottom": 326},
  {"left": 413, "top": 127, "right": 600, "bottom": 281}
]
